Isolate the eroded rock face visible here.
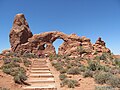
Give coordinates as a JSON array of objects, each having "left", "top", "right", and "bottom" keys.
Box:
[
  {"left": 9, "top": 14, "right": 111, "bottom": 56},
  {"left": 9, "top": 14, "right": 33, "bottom": 52},
  {"left": 93, "top": 37, "right": 110, "bottom": 53}
]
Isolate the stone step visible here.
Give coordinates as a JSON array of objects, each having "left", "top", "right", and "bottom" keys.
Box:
[
  {"left": 27, "top": 79, "right": 55, "bottom": 83},
  {"left": 30, "top": 71, "right": 51, "bottom": 74},
  {"left": 27, "top": 78, "right": 55, "bottom": 81},
  {"left": 30, "top": 70, "right": 51, "bottom": 73},
  {"left": 32, "top": 63, "right": 47, "bottom": 65},
  {"left": 23, "top": 85, "right": 57, "bottom": 90},
  {"left": 32, "top": 65, "right": 48, "bottom": 68},
  {"left": 33, "top": 61, "right": 46, "bottom": 63},
  {"left": 31, "top": 68, "right": 49, "bottom": 71},
  {"left": 29, "top": 74, "right": 54, "bottom": 78}
]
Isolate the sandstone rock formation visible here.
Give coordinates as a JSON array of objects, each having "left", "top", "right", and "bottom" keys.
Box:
[
  {"left": 9, "top": 14, "right": 33, "bottom": 52},
  {"left": 9, "top": 14, "right": 111, "bottom": 57}
]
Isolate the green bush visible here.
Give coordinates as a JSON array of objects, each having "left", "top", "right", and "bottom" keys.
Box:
[
  {"left": 1, "top": 61, "right": 27, "bottom": 85},
  {"left": 11, "top": 57, "right": 22, "bottom": 63},
  {"left": 67, "top": 68, "right": 80, "bottom": 75},
  {"left": 114, "top": 58, "right": 120, "bottom": 67},
  {"left": 79, "top": 65, "right": 86, "bottom": 72},
  {"left": 83, "top": 70, "right": 93, "bottom": 78},
  {"left": 2, "top": 62, "right": 20, "bottom": 69},
  {"left": 23, "top": 53, "right": 37, "bottom": 58},
  {"left": 108, "top": 76, "right": 120, "bottom": 88},
  {"left": 23, "top": 59, "right": 31, "bottom": 67},
  {"left": 94, "top": 72, "right": 113, "bottom": 84},
  {"left": 77, "top": 46, "right": 87, "bottom": 54},
  {"left": 88, "top": 61, "right": 102, "bottom": 71},
  {"left": 0, "top": 87, "right": 10, "bottom": 90},
  {"left": 14, "top": 71, "right": 27, "bottom": 84},
  {"left": 3, "top": 58, "right": 11, "bottom": 64},
  {"left": 53, "top": 62, "right": 63, "bottom": 71},
  {"left": 59, "top": 74, "right": 67, "bottom": 80},
  {"left": 88, "top": 61, "right": 98, "bottom": 71},
  {"left": 2, "top": 68, "right": 12, "bottom": 74},
  {"left": 95, "top": 86, "right": 115, "bottom": 90},
  {"left": 60, "top": 68, "right": 67, "bottom": 74},
  {"left": 102, "top": 66, "right": 110, "bottom": 72},
  {"left": 99, "top": 53, "right": 107, "bottom": 60},
  {"left": 60, "top": 79, "right": 79, "bottom": 88},
  {"left": 66, "top": 64, "right": 72, "bottom": 69}
]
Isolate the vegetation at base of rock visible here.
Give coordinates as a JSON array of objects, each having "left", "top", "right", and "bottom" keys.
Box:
[
  {"left": 94, "top": 71, "right": 113, "bottom": 84},
  {"left": 95, "top": 86, "right": 115, "bottom": 90},
  {"left": 22, "top": 53, "right": 37, "bottom": 58},
  {"left": 108, "top": 75, "right": 120, "bottom": 88},
  {"left": 83, "top": 70, "right": 93, "bottom": 78},
  {"left": 60, "top": 79, "right": 79, "bottom": 88},
  {"left": 59, "top": 74, "right": 67, "bottom": 80},
  {"left": 23, "top": 58, "right": 31, "bottom": 67},
  {"left": 114, "top": 58, "right": 120, "bottom": 67},
  {"left": 67, "top": 67, "right": 80, "bottom": 75},
  {"left": 0, "top": 87, "right": 10, "bottom": 90}
]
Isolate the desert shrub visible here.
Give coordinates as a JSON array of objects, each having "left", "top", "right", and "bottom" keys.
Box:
[
  {"left": 4, "top": 52, "right": 14, "bottom": 57},
  {"left": 99, "top": 53, "right": 107, "bottom": 60},
  {"left": 23, "top": 53, "right": 37, "bottom": 58},
  {"left": 14, "top": 75, "right": 22, "bottom": 84},
  {"left": 60, "top": 68, "right": 67, "bottom": 74},
  {"left": 67, "top": 67, "right": 80, "bottom": 75},
  {"left": 109, "top": 67, "right": 120, "bottom": 75},
  {"left": 1, "top": 61, "right": 27, "bottom": 84},
  {"left": 59, "top": 74, "right": 67, "bottom": 80},
  {"left": 79, "top": 65, "right": 86, "bottom": 72},
  {"left": 70, "top": 62, "right": 77, "bottom": 66},
  {"left": 77, "top": 46, "right": 86, "bottom": 55},
  {"left": 60, "top": 79, "right": 79, "bottom": 88},
  {"left": 83, "top": 70, "right": 93, "bottom": 78},
  {"left": 100, "top": 53, "right": 114, "bottom": 61},
  {"left": 2, "top": 68, "right": 12, "bottom": 74},
  {"left": 94, "top": 72, "right": 113, "bottom": 84},
  {"left": 23, "top": 59, "right": 31, "bottom": 67},
  {"left": 2, "top": 62, "right": 20, "bottom": 69},
  {"left": 66, "top": 64, "right": 72, "bottom": 69},
  {"left": 0, "top": 87, "right": 10, "bottom": 90},
  {"left": 88, "top": 61, "right": 100, "bottom": 71},
  {"left": 67, "top": 79, "right": 79, "bottom": 88},
  {"left": 13, "top": 70, "right": 27, "bottom": 84},
  {"left": 11, "top": 57, "right": 22, "bottom": 63},
  {"left": 49, "top": 54, "right": 55, "bottom": 61},
  {"left": 114, "top": 58, "right": 120, "bottom": 67},
  {"left": 3, "top": 58, "right": 11, "bottom": 64},
  {"left": 108, "top": 75, "right": 120, "bottom": 88},
  {"left": 95, "top": 86, "right": 115, "bottom": 90},
  {"left": 102, "top": 66, "right": 110, "bottom": 72},
  {"left": 53, "top": 62, "right": 63, "bottom": 71}
]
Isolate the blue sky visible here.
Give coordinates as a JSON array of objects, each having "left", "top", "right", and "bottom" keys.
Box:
[{"left": 0, "top": 0, "right": 120, "bottom": 54}]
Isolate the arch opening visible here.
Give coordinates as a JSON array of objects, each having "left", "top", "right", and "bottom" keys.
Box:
[{"left": 53, "top": 39, "right": 64, "bottom": 54}]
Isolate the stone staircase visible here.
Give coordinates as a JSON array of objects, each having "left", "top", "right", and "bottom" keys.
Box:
[{"left": 23, "top": 58, "right": 57, "bottom": 90}]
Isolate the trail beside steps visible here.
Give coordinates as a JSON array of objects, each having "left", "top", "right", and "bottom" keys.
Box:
[{"left": 23, "top": 58, "right": 57, "bottom": 90}]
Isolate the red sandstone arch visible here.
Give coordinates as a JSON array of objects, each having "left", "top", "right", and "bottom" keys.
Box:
[{"left": 9, "top": 14, "right": 111, "bottom": 56}]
